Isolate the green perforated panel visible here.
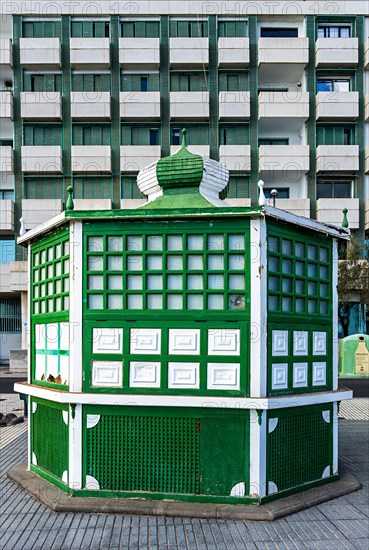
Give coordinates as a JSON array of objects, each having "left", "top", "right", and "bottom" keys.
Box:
[
  {"left": 31, "top": 399, "right": 69, "bottom": 481},
  {"left": 267, "top": 405, "right": 333, "bottom": 493}
]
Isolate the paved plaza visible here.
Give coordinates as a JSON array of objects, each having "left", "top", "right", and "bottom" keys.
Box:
[{"left": 0, "top": 397, "right": 368, "bottom": 550}]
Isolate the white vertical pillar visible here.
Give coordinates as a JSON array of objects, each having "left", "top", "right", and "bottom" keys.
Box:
[
  {"left": 68, "top": 404, "right": 83, "bottom": 490},
  {"left": 69, "top": 221, "right": 83, "bottom": 392},
  {"left": 250, "top": 218, "right": 268, "bottom": 397},
  {"left": 249, "top": 409, "right": 267, "bottom": 499},
  {"left": 332, "top": 401, "right": 338, "bottom": 475},
  {"left": 332, "top": 239, "right": 338, "bottom": 391},
  {"left": 27, "top": 243, "right": 31, "bottom": 469}
]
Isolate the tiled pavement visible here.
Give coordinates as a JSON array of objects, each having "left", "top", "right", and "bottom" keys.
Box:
[{"left": 0, "top": 400, "right": 368, "bottom": 550}]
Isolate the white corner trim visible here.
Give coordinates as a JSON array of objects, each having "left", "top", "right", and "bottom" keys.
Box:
[
  {"left": 86, "top": 414, "right": 101, "bottom": 429},
  {"left": 322, "top": 466, "right": 331, "bottom": 479},
  {"left": 85, "top": 475, "right": 100, "bottom": 490},
  {"left": 69, "top": 222, "right": 83, "bottom": 392},
  {"left": 249, "top": 409, "right": 267, "bottom": 499},
  {"left": 268, "top": 418, "right": 278, "bottom": 433},
  {"left": 230, "top": 482, "right": 245, "bottom": 497},
  {"left": 332, "top": 239, "right": 339, "bottom": 391},
  {"left": 333, "top": 402, "right": 338, "bottom": 475},
  {"left": 69, "top": 404, "right": 83, "bottom": 490}
]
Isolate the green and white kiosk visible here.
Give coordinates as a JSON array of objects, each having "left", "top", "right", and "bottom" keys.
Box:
[{"left": 16, "top": 134, "right": 352, "bottom": 504}]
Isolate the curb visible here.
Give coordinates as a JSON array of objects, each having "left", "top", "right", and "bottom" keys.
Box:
[{"left": 7, "top": 463, "right": 362, "bottom": 520}]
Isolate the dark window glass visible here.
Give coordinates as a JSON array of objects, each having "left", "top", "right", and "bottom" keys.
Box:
[
  {"left": 264, "top": 188, "right": 290, "bottom": 199},
  {"left": 316, "top": 79, "right": 350, "bottom": 92},
  {"left": 260, "top": 28, "right": 298, "bottom": 38},
  {"left": 317, "top": 181, "right": 351, "bottom": 199},
  {"left": 259, "top": 139, "right": 289, "bottom": 146},
  {"left": 317, "top": 25, "right": 351, "bottom": 38}
]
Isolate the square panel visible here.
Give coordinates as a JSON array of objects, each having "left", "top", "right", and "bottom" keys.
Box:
[
  {"left": 293, "top": 331, "right": 308, "bottom": 356},
  {"left": 207, "top": 363, "right": 240, "bottom": 390},
  {"left": 59, "top": 355, "right": 69, "bottom": 383},
  {"left": 313, "top": 362, "right": 326, "bottom": 386},
  {"left": 168, "top": 329, "right": 200, "bottom": 355},
  {"left": 208, "top": 329, "right": 240, "bottom": 356},
  {"left": 293, "top": 362, "right": 308, "bottom": 388},
  {"left": 272, "top": 330, "right": 288, "bottom": 356},
  {"left": 129, "top": 361, "right": 161, "bottom": 387},
  {"left": 46, "top": 323, "right": 59, "bottom": 350},
  {"left": 35, "top": 324, "right": 46, "bottom": 350},
  {"left": 272, "top": 363, "right": 288, "bottom": 390},
  {"left": 168, "top": 362, "right": 200, "bottom": 389},
  {"left": 92, "top": 361, "right": 122, "bottom": 387},
  {"left": 313, "top": 332, "right": 327, "bottom": 355},
  {"left": 46, "top": 354, "right": 58, "bottom": 373},
  {"left": 59, "top": 323, "right": 70, "bottom": 351},
  {"left": 35, "top": 354, "right": 45, "bottom": 379},
  {"left": 130, "top": 328, "right": 161, "bottom": 354},
  {"left": 92, "top": 328, "right": 123, "bottom": 354}
]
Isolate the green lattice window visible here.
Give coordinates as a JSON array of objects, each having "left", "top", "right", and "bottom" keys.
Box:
[
  {"left": 316, "top": 125, "right": 355, "bottom": 146},
  {"left": 22, "top": 20, "right": 61, "bottom": 38},
  {"left": 225, "top": 176, "right": 250, "bottom": 198},
  {"left": 23, "top": 73, "right": 62, "bottom": 92},
  {"left": 31, "top": 229, "right": 70, "bottom": 316},
  {"left": 219, "top": 126, "right": 249, "bottom": 145},
  {"left": 121, "top": 126, "right": 160, "bottom": 146},
  {"left": 218, "top": 20, "right": 248, "bottom": 37},
  {"left": 72, "top": 125, "right": 111, "bottom": 146},
  {"left": 121, "top": 20, "right": 160, "bottom": 38},
  {"left": 24, "top": 178, "right": 64, "bottom": 200},
  {"left": 121, "top": 73, "right": 159, "bottom": 92},
  {"left": 84, "top": 226, "right": 249, "bottom": 312},
  {"left": 170, "top": 20, "right": 208, "bottom": 37},
  {"left": 121, "top": 176, "right": 143, "bottom": 199},
  {"left": 72, "top": 73, "right": 110, "bottom": 92},
  {"left": 33, "top": 322, "right": 70, "bottom": 386},
  {"left": 267, "top": 226, "right": 332, "bottom": 317},
  {"left": 73, "top": 177, "right": 113, "bottom": 199},
  {"left": 23, "top": 125, "right": 62, "bottom": 146},
  {"left": 71, "top": 20, "right": 109, "bottom": 37},
  {"left": 171, "top": 126, "right": 209, "bottom": 146},
  {"left": 219, "top": 72, "right": 248, "bottom": 92},
  {"left": 170, "top": 72, "right": 208, "bottom": 92}
]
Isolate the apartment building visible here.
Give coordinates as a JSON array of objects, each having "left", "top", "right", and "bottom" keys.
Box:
[{"left": 0, "top": 1, "right": 368, "bottom": 363}]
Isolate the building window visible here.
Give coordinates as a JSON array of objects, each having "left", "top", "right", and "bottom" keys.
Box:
[
  {"left": 316, "top": 79, "right": 350, "bottom": 92},
  {"left": 171, "top": 126, "right": 209, "bottom": 145},
  {"left": 23, "top": 125, "right": 62, "bottom": 146},
  {"left": 170, "top": 20, "right": 208, "bottom": 38},
  {"left": 170, "top": 72, "right": 208, "bottom": 92},
  {"left": 121, "top": 176, "right": 143, "bottom": 199},
  {"left": 0, "top": 299, "right": 21, "bottom": 333},
  {"left": 72, "top": 73, "right": 110, "bottom": 92},
  {"left": 316, "top": 126, "right": 355, "bottom": 146},
  {"left": 0, "top": 238, "right": 16, "bottom": 264},
  {"left": 23, "top": 73, "right": 62, "bottom": 92},
  {"left": 72, "top": 125, "right": 111, "bottom": 146},
  {"left": 73, "top": 177, "right": 113, "bottom": 199},
  {"left": 218, "top": 20, "right": 247, "bottom": 37},
  {"left": 121, "top": 20, "right": 160, "bottom": 38},
  {"left": 265, "top": 188, "right": 290, "bottom": 199},
  {"left": 24, "top": 178, "right": 64, "bottom": 199},
  {"left": 316, "top": 180, "right": 352, "bottom": 199},
  {"left": 260, "top": 28, "right": 298, "bottom": 38},
  {"left": 121, "top": 126, "right": 160, "bottom": 146},
  {"left": 71, "top": 20, "right": 109, "bottom": 37},
  {"left": 224, "top": 176, "right": 249, "bottom": 198},
  {"left": 0, "top": 140, "right": 13, "bottom": 147},
  {"left": 219, "top": 72, "right": 248, "bottom": 92},
  {"left": 0, "top": 190, "right": 14, "bottom": 200},
  {"left": 259, "top": 139, "right": 289, "bottom": 146},
  {"left": 121, "top": 73, "right": 159, "bottom": 92},
  {"left": 220, "top": 126, "right": 249, "bottom": 145},
  {"left": 317, "top": 25, "right": 351, "bottom": 38},
  {"left": 22, "top": 19, "right": 61, "bottom": 38}
]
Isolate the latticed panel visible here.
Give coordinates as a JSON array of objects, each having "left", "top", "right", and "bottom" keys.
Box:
[
  {"left": 267, "top": 407, "right": 332, "bottom": 492},
  {"left": 86, "top": 414, "right": 200, "bottom": 494},
  {"left": 32, "top": 401, "right": 68, "bottom": 480}
]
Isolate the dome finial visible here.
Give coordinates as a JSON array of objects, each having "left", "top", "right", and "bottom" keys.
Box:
[
  {"left": 342, "top": 208, "right": 349, "bottom": 228},
  {"left": 258, "top": 179, "right": 266, "bottom": 206},
  {"left": 181, "top": 128, "right": 188, "bottom": 149}
]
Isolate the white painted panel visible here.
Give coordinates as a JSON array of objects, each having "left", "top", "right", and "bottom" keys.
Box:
[
  {"left": 293, "top": 362, "right": 308, "bottom": 388},
  {"left": 35, "top": 324, "right": 46, "bottom": 350},
  {"left": 47, "top": 355, "right": 58, "bottom": 374},
  {"left": 313, "top": 362, "right": 326, "bottom": 386},
  {"left": 35, "top": 354, "right": 45, "bottom": 380},
  {"left": 130, "top": 361, "right": 161, "bottom": 387},
  {"left": 293, "top": 331, "right": 308, "bottom": 356},
  {"left": 313, "top": 331, "right": 327, "bottom": 355},
  {"left": 168, "top": 329, "right": 200, "bottom": 355},
  {"left": 272, "top": 330, "right": 288, "bottom": 356},
  {"left": 59, "top": 356, "right": 69, "bottom": 383},
  {"left": 60, "top": 323, "right": 70, "bottom": 350},
  {"left": 272, "top": 363, "right": 288, "bottom": 390},
  {"left": 46, "top": 323, "right": 59, "bottom": 350},
  {"left": 92, "top": 361, "right": 122, "bottom": 387},
  {"left": 207, "top": 363, "right": 240, "bottom": 390},
  {"left": 130, "top": 328, "right": 161, "bottom": 354},
  {"left": 168, "top": 362, "right": 200, "bottom": 388},
  {"left": 92, "top": 328, "right": 123, "bottom": 354},
  {"left": 208, "top": 329, "right": 240, "bottom": 356}
]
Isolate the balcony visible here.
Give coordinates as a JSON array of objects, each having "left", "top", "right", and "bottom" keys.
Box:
[
  {"left": 170, "top": 92, "right": 209, "bottom": 119},
  {"left": 218, "top": 38, "right": 249, "bottom": 67},
  {"left": 365, "top": 94, "right": 369, "bottom": 122},
  {"left": 365, "top": 200, "right": 369, "bottom": 231},
  {"left": 219, "top": 92, "right": 250, "bottom": 120},
  {"left": 258, "top": 91, "right": 309, "bottom": 120},
  {"left": 171, "top": 145, "right": 210, "bottom": 157},
  {"left": 71, "top": 92, "right": 110, "bottom": 120},
  {"left": 0, "top": 38, "right": 12, "bottom": 67},
  {"left": 219, "top": 145, "right": 251, "bottom": 172},
  {"left": 316, "top": 145, "right": 359, "bottom": 172},
  {"left": 272, "top": 199, "right": 310, "bottom": 218},
  {"left": 0, "top": 146, "right": 13, "bottom": 172},
  {"left": 0, "top": 200, "right": 14, "bottom": 233},
  {"left": 258, "top": 38, "right": 308, "bottom": 65},
  {"left": 120, "top": 92, "right": 160, "bottom": 120},
  {"left": 121, "top": 146, "right": 161, "bottom": 172},
  {"left": 315, "top": 38, "right": 358, "bottom": 68},
  {"left": 73, "top": 199, "right": 112, "bottom": 210},
  {"left": 316, "top": 92, "right": 359, "bottom": 120},
  {"left": 170, "top": 38, "right": 209, "bottom": 68},
  {"left": 0, "top": 91, "right": 13, "bottom": 119},
  {"left": 19, "top": 38, "right": 61, "bottom": 68},
  {"left": 21, "top": 146, "right": 62, "bottom": 173},
  {"left": 71, "top": 146, "right": 111, "bottom": 172},
  {"left": 70, "top": 38, "right": 110, "bottom": 69},
  {"left": 316, "top": 198, "right": 360, "bottom": 229},
  {"left": 119, "top": 38, "right": 160, "bottom": 68},
  {"left": 9, "top": 261, "right": 28, "bottom": 292},
  {"left": 22, "top": 199, "right": 63, "bottom": 230},
  {"left": 259, "top": 145, "right": 310, "bottom": 174},
  {"left": 20, "top": 92, "right": 62, "bottom": 120},
  {"left": 0, "top": 264, "right": 10, "bottom": 292}
]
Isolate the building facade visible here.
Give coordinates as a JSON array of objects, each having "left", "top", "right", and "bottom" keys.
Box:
[{"left": 0, "top": 1, "right": 369, "bottom": 362}]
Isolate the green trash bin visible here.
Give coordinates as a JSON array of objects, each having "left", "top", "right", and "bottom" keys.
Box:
[{"left": 339, "top": 334, "right": 369, "bottom": 377}]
